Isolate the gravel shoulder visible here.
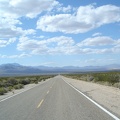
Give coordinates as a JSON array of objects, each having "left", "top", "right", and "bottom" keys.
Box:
[{"left": 63, "top": 76, "right": 120, "bottom": 118}]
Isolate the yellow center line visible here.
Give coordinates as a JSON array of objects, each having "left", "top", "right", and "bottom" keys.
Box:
[
  {"left": 50, "top": 83, "right": 54, "bottom": 89},
  {"left": 36, "top": 83, "right": 55, "bottom": 109},
  {"left": 37, "top": 99, "right": 44, "bottom": 108},
  {"left": 47, "top": 90, "right": 49, "bottom": 94}
]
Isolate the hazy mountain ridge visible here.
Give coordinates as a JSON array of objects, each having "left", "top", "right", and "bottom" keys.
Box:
[
  {"left": 0, "top": 63, "right": 120, "bottom": 76},
  {"left": 0, "top": 63, "right": 43, "bottom": 76}
]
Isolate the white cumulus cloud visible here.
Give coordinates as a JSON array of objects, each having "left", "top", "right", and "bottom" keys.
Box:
[
  {"left": 37, "top": 4, "right": 120, "bottom": 34},
  {"left": 16, "top": 35, "right": 120, "bottom": 55},
  {"left": 78, "top": 36, "right": 115, "bottom": 46},
  {"left": 17, "top": 36, "right": 75, "bottom": 55},
  {"left": 0, "top": 38, "right": 16, "bottom": 47},
  {"left": 0, "top": 0, "right": 58, "bottom": 18},
  {"left": 0, "top": 53, "right": 30, "bottom": 59},
  {"left": 0, "top": 0, "right": 57, "bottom": 39}
]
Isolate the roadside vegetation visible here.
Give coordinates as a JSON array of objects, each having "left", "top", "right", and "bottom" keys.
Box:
[
  {"left": 0, "top": 75, "right": 54, "bottom": 95},
  {"left": 64, "top": 71, "right": 120, "bottom": 89}
]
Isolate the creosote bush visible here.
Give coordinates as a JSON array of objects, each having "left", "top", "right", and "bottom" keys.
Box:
[
  {"left": 0, "top": 75, "right": 55, "bottom": 95},
  {"left": 0, "top": 87, "right": 7, "bottom": 95},
  {"left": 7, "top": 77, "right": 18, "bottom": 86},
  {"left": 14, "top": 84, "right": 24, "bottom": 89},
  {"left": 64, "top": 72, "right": 120, "bottom": 88},
  {"left": 19, "top": 78, "right": 30, "bottom": 85}
]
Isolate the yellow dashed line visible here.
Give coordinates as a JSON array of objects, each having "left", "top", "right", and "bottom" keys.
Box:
[
  {"left": 37, "top": 84, "right": 54, "bottom": 109},
  {"left": 37, "top": 99, "right": 44, "bottom": 108},
  {"left": 47, "top": 90, "right": 49, "bottom": 94}
]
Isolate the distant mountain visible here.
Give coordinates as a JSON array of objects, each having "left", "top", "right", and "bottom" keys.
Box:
[
  {"left": 33, "top": 64, "right": 120, "bottom": 72},
  {"left": 0, "top": 63, "right": 120, "bottom": 76},
  {"left": 104, "top": 64, "right": 120, "bottom": 70},
  {"left": 1, "top": 63, "right": 21, "bottom": 67},
  {"left": 0, "top": 63, "right": 43, "bottom": 76}
]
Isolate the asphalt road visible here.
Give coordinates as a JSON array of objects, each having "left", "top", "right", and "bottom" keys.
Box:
[{"left": 0, "top": 76, "right": 118, "bottom": 120}]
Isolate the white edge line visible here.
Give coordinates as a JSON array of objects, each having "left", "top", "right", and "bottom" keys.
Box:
[
  {"left": 62, "top": 78, "right": 120, "bottom": 120},
  {"left": 0, "top": 82, "right": 45, "bottom": 103}
]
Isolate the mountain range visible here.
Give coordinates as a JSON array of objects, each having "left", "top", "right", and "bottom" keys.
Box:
[{"left": 0, "top": 63, "right": 120, "bottom": 76}]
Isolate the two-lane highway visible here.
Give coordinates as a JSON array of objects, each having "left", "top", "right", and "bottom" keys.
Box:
[{"left": 0, "top": 76, "right": 119, "bottom": 120}]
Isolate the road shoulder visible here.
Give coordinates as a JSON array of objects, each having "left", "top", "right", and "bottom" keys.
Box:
[
  {"left": 0, "top": 79, "right": 50, "bottom": 102},
  {"left": 63, "top": 76, "right": 120, "bottom": 117}
]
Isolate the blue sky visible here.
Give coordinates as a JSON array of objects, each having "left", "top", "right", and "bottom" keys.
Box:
[{"left": 0, "top": 0, "right": 120, "bottom": 67}]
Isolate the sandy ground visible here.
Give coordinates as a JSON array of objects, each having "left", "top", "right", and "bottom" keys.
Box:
[{"left": 63, "top": 76, "right": 120, "bottom": 118}]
